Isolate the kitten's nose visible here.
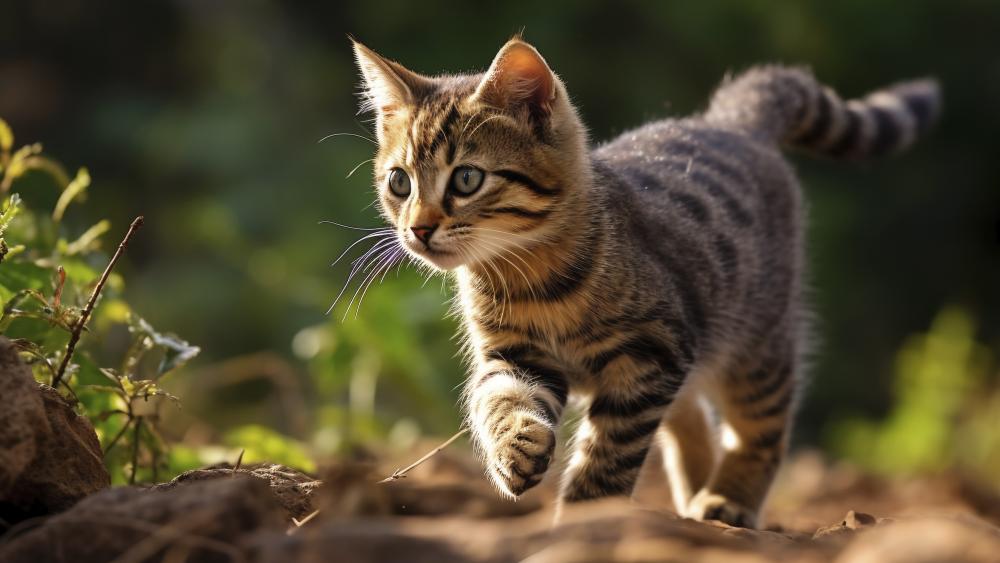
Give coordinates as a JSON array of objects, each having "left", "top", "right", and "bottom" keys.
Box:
[{"left": 410, "top": 224, "right": 438, "bottom": 246}]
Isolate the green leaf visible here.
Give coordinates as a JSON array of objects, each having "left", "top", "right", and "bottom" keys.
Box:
[
  {"left": 63, "top": 219, "right": 110, "bottom": 256},
  {"left": 0, "top": 117, "right": 13, "bottom": 153},
  {"left": 0, "top": 194, "right": 21, "bottom": 235},
  {"left": 52, "top": 168, "right": 91, "bottom": 222},
  {"left": 0, "top": 263, "right": 51, "bottom": 305}
]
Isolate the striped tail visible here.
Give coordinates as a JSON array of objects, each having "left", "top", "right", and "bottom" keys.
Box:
[{"left": 703, "top": 65, "right": 941, "bottom": 159}]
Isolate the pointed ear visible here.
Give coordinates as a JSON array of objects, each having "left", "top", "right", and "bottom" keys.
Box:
[
  {"left": 474, "top": 39, "right": 557, "bottom": 118},
  {"left": 351, "top": 40, "right": 432, "bottom": 118}
]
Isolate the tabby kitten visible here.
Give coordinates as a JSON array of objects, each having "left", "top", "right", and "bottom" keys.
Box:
[{"left": 349, "top": 38, "right": 939, "bottom": 528}]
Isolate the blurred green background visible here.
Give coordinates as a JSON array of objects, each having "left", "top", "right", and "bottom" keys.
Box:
[{"left": 2, "top": 1, "right": 998, "bottom": 482}]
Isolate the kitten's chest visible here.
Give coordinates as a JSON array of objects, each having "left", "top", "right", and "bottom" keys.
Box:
[{"left": 497, "top": 303, "right": 603, "bottom": 382}]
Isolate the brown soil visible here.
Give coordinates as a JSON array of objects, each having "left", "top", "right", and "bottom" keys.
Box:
[
  {"left": 3, "top": 441, "right": 999, "bottom": 563},
  {"left": 3, "top": 343, "right": 1000, "bottom": 561}
]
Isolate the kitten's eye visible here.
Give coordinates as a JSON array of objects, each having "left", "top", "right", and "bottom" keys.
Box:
[
  {"left": 450, "top": 166, "right": 485, "bottom": 196},
  {"left": 387, "top": 168, "right": 411, "bottom": 197}
]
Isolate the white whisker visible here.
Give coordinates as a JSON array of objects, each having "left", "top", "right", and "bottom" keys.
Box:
[
  {"left": 317, "top": 132, "right": 376, "bottom": 145},
  {"left": 347, "top": 158, "right": 375, "bottom": 179},
  {"left": 320, "top": 221, "right": 387, "bottom": 231},
  {"left": 330, "top": 230, "right": 395, "bottom": 267}
]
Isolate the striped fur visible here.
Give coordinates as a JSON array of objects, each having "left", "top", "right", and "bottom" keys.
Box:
[
  {"left": 703, "top": 65, "right": 941, "bottom": 159},
  {"left": 350, "top": 38, "right": 940, "bottom": 528}
]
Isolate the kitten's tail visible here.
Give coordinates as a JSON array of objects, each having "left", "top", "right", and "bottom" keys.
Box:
[{"left": 703, "top": 65, "right": 941, "bottom": 159}]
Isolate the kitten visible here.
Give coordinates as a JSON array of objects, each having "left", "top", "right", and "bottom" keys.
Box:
[{"left": 349, "top": 37, "right": 939, "bottom": 528}]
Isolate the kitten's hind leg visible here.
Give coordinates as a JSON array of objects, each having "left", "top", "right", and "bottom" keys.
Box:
[
  {"left": 658, "top": 390, "right": 717, "bottom": 515},
  {"left": 687, "top": 352, "right": 796, "bottom": 528}
]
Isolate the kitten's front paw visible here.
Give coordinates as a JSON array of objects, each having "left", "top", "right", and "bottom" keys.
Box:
[
  {"left": 485, "top": 410, "right": 555, "bottom": 497},
  {"left": 687, "top": 490, "right": 759, "bottom": 529}
]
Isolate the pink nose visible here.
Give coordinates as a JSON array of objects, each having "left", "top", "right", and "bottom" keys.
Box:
[{"left": 410, "top": 224, "right": 438, "bottom": 245}]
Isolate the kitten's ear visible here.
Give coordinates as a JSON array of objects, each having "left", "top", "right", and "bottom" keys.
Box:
[
  {"left": 474, "top": 39, "right": 557, "bottom": 118},
  {"left": 351, "top": 40, "right": 431, "bottom": 118}
]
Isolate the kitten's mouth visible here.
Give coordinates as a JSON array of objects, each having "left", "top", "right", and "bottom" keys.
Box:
[{"left": 406, "top": 242, "right": 465, "bottom": 270}]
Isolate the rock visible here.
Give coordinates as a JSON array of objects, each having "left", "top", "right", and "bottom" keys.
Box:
[
  {"left": 813, "top": 510, "right": 881, "bottom": 541},
  {"left": 153, "top": 462, "right": 321, "bottom": 520},
  {"left": 0, "top": 338, "right": 48, "bottom": 499},
  {"left": 0, "top": 339, "right": 109, "bottom": 523},
  {"left": 834, "top": 515, "right": 1000, "bottom": 563},
  {"left": 0, "top": 475, "right": 287, "bottom": 563},
  {"left": 842, "top": 510, "right": 878, "bottom": 529}
]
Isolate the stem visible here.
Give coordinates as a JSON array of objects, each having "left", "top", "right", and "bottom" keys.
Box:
[
  {"left": 377, "top": 428, "right": 468, "bottom": 484},
  {"left": 103, "top": 421, "right": 131, "bottom": 456},
  {"left": 53, "top": 216, "right": 143, "bottom": 389},
  {"left": 130, "top": 417, "right": 143, "bottom": 485}
]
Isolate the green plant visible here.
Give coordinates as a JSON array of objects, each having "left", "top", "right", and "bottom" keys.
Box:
[
  {"left": 828, "top": 306, "right": 1000, "bottom": 485},
  {"left": 0, "top": 117, "right": 199, "bottom": 484}
]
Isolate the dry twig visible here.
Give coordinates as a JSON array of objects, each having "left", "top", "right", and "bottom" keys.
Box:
[
  {"left": 232, "top": 449, "right": 245, "bottom": 477},
  {"left": 53, "top": 216, "right": 144, "bottom": 388},
  {"left": 377, "top": 428, "right": 468, "bottom": 484},
  {"left": 289, "top": 509, "right": 321, "bottom": 533}
]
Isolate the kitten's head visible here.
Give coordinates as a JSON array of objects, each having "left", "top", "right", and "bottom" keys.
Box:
[{"left": 352, "top": 38, "right": 588, "bottom": 271}]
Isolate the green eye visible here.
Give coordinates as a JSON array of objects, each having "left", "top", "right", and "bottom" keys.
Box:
[
  {"left": 388, "top": 168, "right": 411, "bottom": 197},
  {"left": 450, "top": 166, "right": 485, "bottom": 195}
]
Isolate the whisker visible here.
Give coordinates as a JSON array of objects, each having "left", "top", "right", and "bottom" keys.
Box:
[
  {"left": 330, "top": 230, "right": 395, "bottom": 267},
  {"left": 327, "top": 238, "right": 398, "bottom": 316},
  {"left": 467, "top": 114, "right": 503, "bottom": 140},
  {"left": 350, "top": 237, "right": 398, "bottom": 271},
  {"left": 317, "top": 132, "right": 376, "bottom": 145},
  {"left": 343, "top": 244, "right": 400, "bottom": 321},
  {"left": 319, "top": 221, "right": 388, "bottom": 231},
  {"left": 470, "top": 240, "right": 513, "bottom": 324},
  {"left": 379, "top": 249, "right": 403, "bottom": 284},
  {"left": 353, "top": 248, "right": 404, "bottom": 319},
  {"left": 475, "top": 236, "right": 536, "bottom": 301},
  {"left": 347, "top": 158, "right": 375, "bottom": 179}
]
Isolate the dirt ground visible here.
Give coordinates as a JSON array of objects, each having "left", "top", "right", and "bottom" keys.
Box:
[
  {"left": 2, "top": 350, "right": 999, "bottom": 563},
  {"left": 4, "top": 437, "right": 1000, "bottom": 563}
]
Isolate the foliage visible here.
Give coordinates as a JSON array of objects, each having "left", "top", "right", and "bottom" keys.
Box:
[
  {"left": 829, "top": 307, "right": 1000, "bottom": 485},
  {"left": 0, "top": 117, "right": 200, "bottom": 484},
  {"left": 5, "top": 2, "right": 999, "bottom": 477}
]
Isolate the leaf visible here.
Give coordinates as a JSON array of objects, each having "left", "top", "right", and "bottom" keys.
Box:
[
  {"left": 0, "top": 118, "right": 13, "bottom": 153},
  {"left": 0, "top": 194, "right": 21, "bottom": 263},
  {"left": 3, "top": 144, "right": 43, "bottom": 183},
  {"left": 0, "top": 261, "right": 51, "bottom": 294},
  {"left": 98, "top": 367, "right": 124, "bottom": 385},
  {"left": 52, "top": 167, "right": 90, "bottom": 222},
  {"left": 0, "top": 194, "right": 21, "bottom": 235},
  {"left": 130, "top": 315, "right": 201, "bottom": 376},
  {"left": 63, "top": 219, "right": 110, "bottom": 256},
  {"left": 78, "top": 384, "right": 126, "bottom": 395},
  {"left": 9, "top": 154, "right": 70, "bottom": 188}
]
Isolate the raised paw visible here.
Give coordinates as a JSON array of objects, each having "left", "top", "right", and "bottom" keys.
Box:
[
  {"left": 686, "top": 490, "right": 759, "bottom": 529},
  {"left": 485, "top": 410, "right": 555, "bottom": 498}
]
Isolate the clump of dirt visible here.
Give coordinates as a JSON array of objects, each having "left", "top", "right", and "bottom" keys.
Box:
[
  {"left": 0, "top": 476, "right": 287, "bottom": 563},
  {"left": 0, "top": 338, "right": 109, "bottom": 525},
  {"left": 154, "top": 463, "right": 322, "bottom": 520}
]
